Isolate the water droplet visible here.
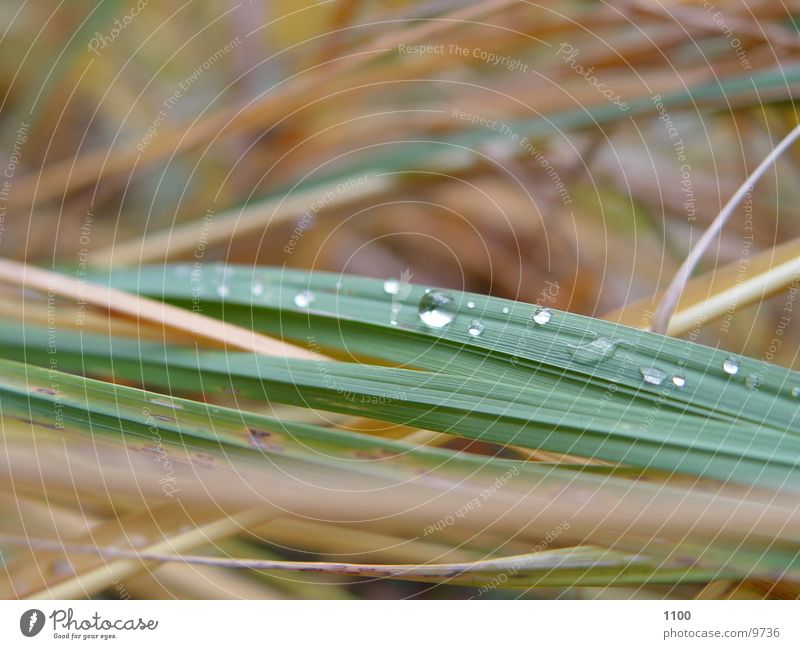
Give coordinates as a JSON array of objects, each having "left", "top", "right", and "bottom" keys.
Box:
[
  {"left": 672, "top": 373, "right": 686, "bottom": 388},
  {"left": 745, "top": 373, "right": 763, "bottom": 390},
  {"left": 467, "top": 301, "right": 476, "bottom": 309},
  {"left": 792, "top": 386, "right": 800, "bottom": 398},
  {"left": 722, "top": 356, "right": 740, "bottom": 376},
  {"left": 418, "top": 291, "right": 457, "bottom": 328},
  {"left": 567, "top": 336, "right": 621, "bottom": 365},
  {"left": 294, "top": 290, "right": 315, "bottom": 308},
  {"left": 640, "top": 366, "right": 667, "bottom": 386},
  {"left": 502, "top": 306, "right": 510, "bottom": 315},
  {"left": 467, "top": 320, "right": 485, "bottom": 337},
  {"left": 216, "top": 285, "right": 230, "bottom": 298},
  {"left": 383, "top": 279, "right": 400, "bottom": 295},
  {"left": 252, "top": 282, "right": 264, "bottom": 296},
  {"left": 533, "top": 307, "right": 551, "bottom": 325}
]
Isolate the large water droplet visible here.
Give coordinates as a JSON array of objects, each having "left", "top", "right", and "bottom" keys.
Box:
[
  {"left": 672, "top": 373, "right": 686, "bottom": 389},
  {"left": 533, "top": 307, "right": 551, "bottom": 325},
  {"left": 418, "top": 291, "right": 457, "bottom": 328},
  {"left": 502, "top": 306, "right": 510, "bottom": 315},
  {"left": 216, "top": 285, "right": 230, "bottom": 298},
  {"left": 640, "top": 366, "right": 667, "bottom": 386},
  {"left": 567, "top": 336, "right": 620, "bottom": 365},
  {"left": 252, "top": 282, "right": 264, "bottom": 296},
  {"left": 722, "top": 356, "right": 740, "bottom": 376},
  {"left": 467, "top": 320, "right": 485, "bottom": 337},
  {"left": 466, "top": 300, "right": 476, "bottom": 309},
  {"left": 383, "top": 279, "right": 400, "bottom": 295},
  {"left": 294, "top": 290, "right": 315, "bottom": 308}
]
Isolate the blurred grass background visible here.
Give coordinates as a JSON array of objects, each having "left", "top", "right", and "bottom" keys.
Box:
[{"left": 1, "top": 0, "right": 800, "bottom": 599}]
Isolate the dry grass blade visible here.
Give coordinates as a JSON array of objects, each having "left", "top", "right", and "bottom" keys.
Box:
[
  {"left": 16, "top": 510, "right": 270, "bottom": 600},
  {"left": 0, "top": 534, "right": 740, "bottom": 588},
  {"left": 650, "top": 124, "right": 800, "bottom": 334},
  {"left": 607, "top": 236, "right": 800, "bottom": 335},
  {"left": 93, "top": 175, "right": 392, "bottom": 267},
  {"left": 13, "top": 0, "right": 519, "bottom": 206},
  {"left": 0, "top": 259, "right": 319, "bottom": 359}
]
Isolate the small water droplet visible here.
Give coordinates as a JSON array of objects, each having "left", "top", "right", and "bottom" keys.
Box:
[
  {"left": 216, "top": 285, "right": 230, "bottom": 298},
  {"left": 640, "top": 366, "right": 667, "bottom": 386},
  {"left": 567, "top": 336, "right": 621, "bottom": 365},
  {"left": 467, "top": 301, "right": 476, "bottom": 309},
  {"left": 252, "top": 282, "right": 264, "bottom": 296},
  {"left": 745, "top": 373, "right": 763, "bottom": 390},
  {"left": 722, "top": 356, "right": 740, "bottom": 376},
  {"left": 383, "top": 279, "right": 400, "bottom": 295},
  {"left": 418, "top": 291, "right": 457, "bottom": 328},
  {"left": 467, "top": 320, "right": 485, "bottom": 337},
  {"left": 533, "top": 307, "right": 551, "bottom": 325},
  {"left": 672, "top": 373, "right": 686, "bottom": 388},
  {"left": 294, "top": 290, "right": 315, "bottom": 308},
  {"left": 502, "top": 306, "right": 510, "bottom": 315},
  {"left": 792, "top": 386, "right": 800, "bottom": 398}
]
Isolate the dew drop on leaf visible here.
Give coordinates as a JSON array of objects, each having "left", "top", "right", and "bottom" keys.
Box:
[
  {"left": 533, "top": 307, "right": 551, "bottom": 325},
  {"left": 467, "top": 320, "right": 485, "bottom": 336},
  {"left": 383, "top": 279, "right": 400, "bottom": 295},
  {"left": 567, "top": 336, "right": 620, "bottom": 365},
  {"left": 640, "top": 366, "right": 667, "bottom": 385},
  {"left": 294, "top": 290, "right": 315, "bottom": 308},
  {"left": 418, "top": 291, "right": 456, "bottom": 328},
  {"left": 671, "top": 374, "right": 686, "bottom": 388},
  {"left": 745, "top": 373, "right": 763, "bottom": 390},
  {"left": 722, "top": 356, "right": 740, "bottom": 375}
]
